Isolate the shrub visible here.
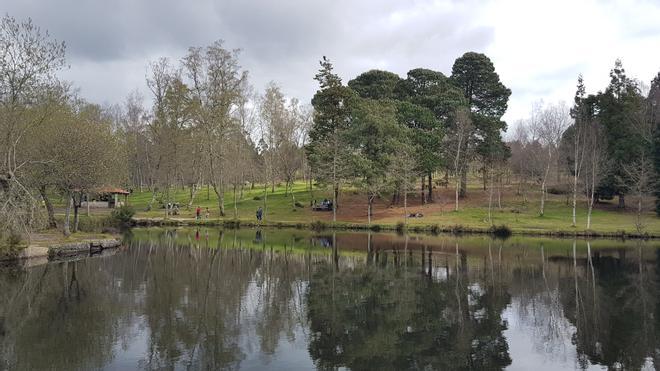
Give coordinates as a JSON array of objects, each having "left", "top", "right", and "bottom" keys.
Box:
[
  {"left": 547, "top": 185, "right": 570, "bottom": 195},
  {"left": 294, "top": 201, "right": 304, "bottom": 208},
  {"left": 310, "top": 220, "right": 327, "bottom": 231},
  {"left": 369, "top": 224, "right": 382, "bottom": 232},
  {"left": 253, "top": 196, "right": 262, "bottom": 201},
  {"left": 429, "top": 224, "right": 440, "bottom": 235},
  {"left": 451, "top": 225, "right": 465, "bottom": 234},
  {"left": 489, "top": 224, "right": 512, "bottom": 238},
  {"left": 395, "top": 222, "right": 406, "bottom": 234},
  {"left": 111, "top": 205, "right": 136, "bottom": 225},
  {"left": 7, "top": 230, "right": 22, "bottom": 247},
  {"left": 223, "top": 219, "right": 241, "bottom": 229}
]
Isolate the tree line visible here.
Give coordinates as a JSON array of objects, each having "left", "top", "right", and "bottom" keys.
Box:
[
  {"left": 307, "top": 56, "right": 660, "bottom": 231},
  {"left": 510, "top": 63, "right": 660, "bottom": 231},
  {"left": 2, "top": 14, "right": 660, "bottom": 243},
  {"left": 0, "top": 15, "right": 312, "bottom": 241}
]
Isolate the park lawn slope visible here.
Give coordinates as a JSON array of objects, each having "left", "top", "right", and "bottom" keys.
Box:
[{"left": 122, "top": 182, "right": 660, "bottom": 237}]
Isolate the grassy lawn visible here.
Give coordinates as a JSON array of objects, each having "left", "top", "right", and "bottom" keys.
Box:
[
  {"left": 127, "top": 182, "right": 315, "bottom": 222},
  {"left": 383, "top": 200, "right": 660, "bottom": 234},
  {"left": 111, "top": 181, "right": 660, "bottom": 236}
]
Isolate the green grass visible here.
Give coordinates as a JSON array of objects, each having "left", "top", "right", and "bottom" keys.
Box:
[
  {"left": 128, "top": 227, "right": 363, "bottom": 258},
  {"left": 128, "top": 182, "right": 317, "bottom": 222},
  {"left": 72, "top": 181, "right": 660, "bottom": 237},
  {"left": 390, "top": 199, "right": 660, "bottom": 236}
]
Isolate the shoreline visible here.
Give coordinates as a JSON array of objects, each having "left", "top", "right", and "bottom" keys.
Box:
[
  {"left": 131, "top": 217, "right": 659, "bottom": 240},
  {"left": 2, "top": 218, "right": 656, "bottom": 266},
  {"left": 0, "top": 235, "right": 123, "bottom": 266}
]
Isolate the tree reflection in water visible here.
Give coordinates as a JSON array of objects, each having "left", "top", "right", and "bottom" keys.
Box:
[{"left": 0, "top": 230, "right": 659, "bottom": 370}]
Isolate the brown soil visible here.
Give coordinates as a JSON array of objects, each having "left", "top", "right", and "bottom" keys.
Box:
[{"left": 313, "top": 184, "right": 644, "bottom": 223}]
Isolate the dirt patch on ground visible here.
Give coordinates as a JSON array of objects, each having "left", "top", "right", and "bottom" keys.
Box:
[
  {"left": 311, "top": 184, "right": 644, "bottom": 223},
  {"left": 311, "top": 186, "right": 501, "bottom": 223}
]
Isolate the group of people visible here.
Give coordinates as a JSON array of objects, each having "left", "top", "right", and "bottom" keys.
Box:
[
  {"left": 188, "top": 204, "right": 263, "bottom": 223},
  {"left": 194, "top": 206, "right": 210, "bottom": 220},
  {"left": 165, "top": 202, "right": 180, "bottom": 215}
]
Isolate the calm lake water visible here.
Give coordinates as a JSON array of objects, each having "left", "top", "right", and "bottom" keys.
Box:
[{"left": 1, "top": 228, "right": 659, "bottom": 370}]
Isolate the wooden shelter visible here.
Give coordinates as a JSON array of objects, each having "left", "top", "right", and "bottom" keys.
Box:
[{"left": 81, "top": 187, "right": 130, "bottom": 209}]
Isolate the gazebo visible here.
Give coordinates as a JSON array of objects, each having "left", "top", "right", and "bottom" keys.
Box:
[
  {"left": 98, "top": 187, "right": 130, "bottom": 208},
  {"left": 81, "top": 187, "right": 130, "bottom": 209}
]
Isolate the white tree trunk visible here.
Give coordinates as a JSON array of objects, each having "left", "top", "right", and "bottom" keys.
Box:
[
  {"left": 540, "top": 155, "right": 552, "bottom": 217},
  {"left": 63, "top": 195, "right": 72, "bottom": 236},
  {"left": 488, "top": 167, "right": 494, "bottom": 225},
  {"left": 403, "top": 183, "right": 408, "bottom": 227},
  {"left": 367, "top": 196, "right": 372, "bottom": 226},
  {"left": 572, "top": 172, "right": 578, "bottom": 227}
]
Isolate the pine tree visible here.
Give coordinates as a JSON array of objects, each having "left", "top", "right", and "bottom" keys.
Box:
[{"left": 307, "top": 57, "right": 356, "bottom": 222}]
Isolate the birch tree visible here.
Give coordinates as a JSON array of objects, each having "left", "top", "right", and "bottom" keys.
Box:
[
  {"left": 582, "top": 107, "right": 607, "bottom": 230},
  {"left": 449, "top": 108, "right": 474, "bottom": 211},
  {"left": 183, "top": 41, "right": 248, "bottom": 217},
  {"left": 568, "top": 76, "right": 588, "bottom": 227},
  {"left": 531, "top": 102, "right": 571, "bottom": 216}
]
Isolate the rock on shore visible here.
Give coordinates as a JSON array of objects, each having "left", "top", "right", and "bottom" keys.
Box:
[{"left": 47, "top": 239, "right": 122, "bottom": 260}]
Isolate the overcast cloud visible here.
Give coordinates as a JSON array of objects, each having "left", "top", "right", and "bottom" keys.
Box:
[{"left": 3, "top": 0, "right": 660, "bottom": 128}]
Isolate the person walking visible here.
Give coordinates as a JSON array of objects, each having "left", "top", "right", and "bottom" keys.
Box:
[
  {"left": 204, "top": 207, "right": 210, "bottom": 220},
  {"left": 196, "top": 206, "right": 201, "bottom": 220},
  {"left": 256, "top": 206, "right": 263, "bottom": 224}
]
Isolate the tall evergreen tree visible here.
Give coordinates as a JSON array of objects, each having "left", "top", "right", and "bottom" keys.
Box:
[
  {"left": 648, "top": 72, "right": 660, "bottom": 215},
  {"left": 450, "top": 52, "right": 511, "bottom": 196},
  {"left": 348, "top": 98, "right": 405, "bottom": 225},
  {"left": 347, "top": 70, "right": 402, "bottom": 100},
  {"left": 397, "top": 68, "right": 464, "bottom": 202},
  {"left": 595, "top": 60, "right": 646, "bottom": 208},
  {"left": 307, "top": 57, "right": 356, "bottom": 222}
]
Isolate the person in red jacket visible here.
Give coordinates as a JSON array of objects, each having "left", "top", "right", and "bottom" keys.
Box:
[{"left": 195, "top": 206, "right": 201, "bottom": 220}]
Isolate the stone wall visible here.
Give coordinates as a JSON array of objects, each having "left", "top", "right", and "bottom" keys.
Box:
[{"left": 47, "top": 239, "right": 122, "bottom": 260}]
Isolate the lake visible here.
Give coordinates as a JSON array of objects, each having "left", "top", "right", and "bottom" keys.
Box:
[{"left": 1, "top": 228, "right": 659, "bottom": 370}]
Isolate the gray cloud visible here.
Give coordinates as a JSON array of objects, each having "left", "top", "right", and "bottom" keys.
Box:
[
  {"left": 3, "top": 0, "right": 659, "bottom": 124},
  {"left": 2, "top": 0, "right": 492, "bottom": 107}
]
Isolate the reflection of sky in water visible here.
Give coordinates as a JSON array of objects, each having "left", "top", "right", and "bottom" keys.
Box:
[
  {"left": 96, "top": 277, "right": 316, "bottom": 370},
  {"left": 503, "top": 300, "right": 605, "bottom": 371}
]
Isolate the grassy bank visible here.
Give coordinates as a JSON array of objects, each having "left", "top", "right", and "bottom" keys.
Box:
[{"left": 115, "top": 181, "right": 660, "bottom": 238}]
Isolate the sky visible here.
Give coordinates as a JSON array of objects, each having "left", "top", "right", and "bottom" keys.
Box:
[{"left": 3, "top": 0, "right": 660, "bottom": 130}]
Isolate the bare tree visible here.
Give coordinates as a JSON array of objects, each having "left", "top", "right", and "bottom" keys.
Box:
[
  {"left": 583, "top": 119, "right": 607, "bottom": 230},
  {"left": 258, "top": 82, "right": 286, "bottom": 219},
  {"left": 624, "top": 154, "right": 653, "bottom": 233},
  {"left": 145, "top": 58, "right": 173, "bottom": 212},
  {"left": 389, "top": 143, "right": 418, "bottom": 227},
  {"left": 529, "top": 102, "right": 571, "bottom": 216},
  {"left": 569, "top": 76, "right": 588, "bottom": 227},
  {"left": 0, "top": 15, "right": 66, "bottom": 240},
  {"left": 623, "top": 83, "right": 656, "bottom": 233},
  {"left": 120, "top": 89, "right": 153, "bottom": 193},
  {"left": 449, "top": 108, "right": 474, "bottom": 212},
  {"left": 183, "top": 41, "right": 248, "bottom": 217},
  {"left": 278, "top": 98, "right": 304, "bottom": 201}
]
